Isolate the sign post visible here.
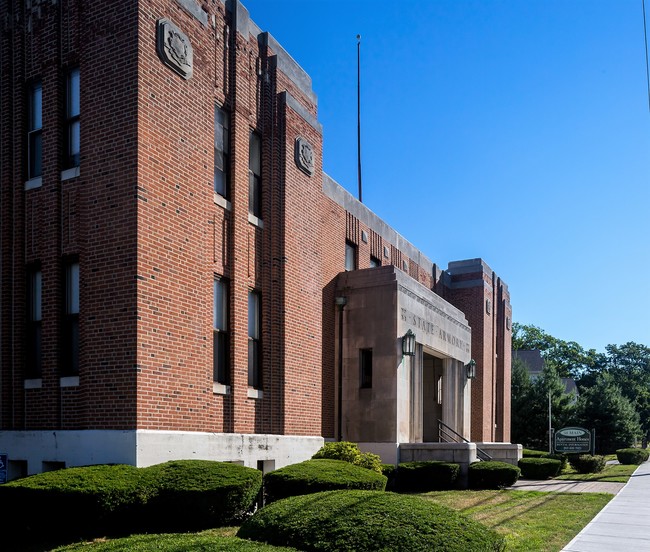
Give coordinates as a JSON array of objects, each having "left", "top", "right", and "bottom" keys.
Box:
[{"left": 554, "top": 427, "right": 592, "bottom": 454}]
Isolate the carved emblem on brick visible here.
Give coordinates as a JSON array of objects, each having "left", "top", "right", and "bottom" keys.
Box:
[
  {"left": 295, "top": 137, "right": 315, "bottom": 176},
  {"left": 156, "top": 19, "right": 193, "bottom": 80}
]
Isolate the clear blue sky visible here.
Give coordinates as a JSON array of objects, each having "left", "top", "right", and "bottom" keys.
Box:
[{"left": 243, "top": 0, "right": 650, "bottom": 354}]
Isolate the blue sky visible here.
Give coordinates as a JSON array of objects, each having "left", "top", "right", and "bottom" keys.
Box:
[{"left": 243, "top": 0, "right": 650, "bottom": 354}]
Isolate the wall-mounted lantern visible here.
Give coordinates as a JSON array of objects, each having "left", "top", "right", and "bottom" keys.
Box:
[
  {"left": 402, "top": 329, "right": 416, "bottom": 357},
  {"left": 466, "top": 359, "right": 477, "bottom": 379}
]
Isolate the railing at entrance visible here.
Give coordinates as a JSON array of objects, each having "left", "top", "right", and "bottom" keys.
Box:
[{"left": 437, "top": 419, "right": 492, "bottom": 462}]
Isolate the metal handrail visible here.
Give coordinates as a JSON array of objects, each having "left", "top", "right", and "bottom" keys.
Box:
[{"left": 437, "top": 419, "right": 492, "bottom": 461}]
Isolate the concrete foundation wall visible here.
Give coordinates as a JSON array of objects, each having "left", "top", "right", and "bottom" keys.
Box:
[
  {"left": 0, "top": 430, "right": 323, "bottom": 479},
  {"left": 476, "top": 442, "right": 522, "bottom": 465}
]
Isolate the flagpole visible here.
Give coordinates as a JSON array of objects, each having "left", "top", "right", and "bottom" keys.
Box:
[{"left": 357, "top": 34, "right": 362, "bottom": 203}]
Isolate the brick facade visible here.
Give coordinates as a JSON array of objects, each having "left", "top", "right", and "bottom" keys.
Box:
[{"left": 0, "top": 0, "right": 511, "bottom": 476}]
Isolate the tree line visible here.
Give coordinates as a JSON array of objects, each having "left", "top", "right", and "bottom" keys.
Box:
[{"left": 511, "top": 323, "right": 649, "bottom": 453}]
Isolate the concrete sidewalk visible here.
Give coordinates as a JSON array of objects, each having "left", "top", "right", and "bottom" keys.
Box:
[
  {"left": 561, "top": 460, "right": 650, "bottom": 551},
  {"left": 508, "top": 478, "right": 625, "bottom": 494}
]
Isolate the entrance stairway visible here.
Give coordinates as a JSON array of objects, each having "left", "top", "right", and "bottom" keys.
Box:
[{"left": 437, "top": 419, "right": 492, "bottom": 461}]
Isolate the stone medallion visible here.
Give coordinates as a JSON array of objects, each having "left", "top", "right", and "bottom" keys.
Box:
[{"left": 156, "top": 19, "right": 193, "bottom": 80}]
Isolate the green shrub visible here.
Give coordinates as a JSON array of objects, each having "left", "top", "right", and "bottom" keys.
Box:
[
  {"left": 354, "top": 452, "right": 383, "bottom": 473},
  {"left": 263, "top": 459, "right": 386, "bottom": 503},
  {"left": 0, "top": 464, "right": 156, "bottom": 538},
  {"left": 395, "top": 461, "right": 460, "bottom": 492},
  {"left": 468, "top": 461, "right": 520, "bottom": 489},
  {"left": 144, "top": 460, "right": 262, "bottom": 530},
  {"left": 238, "top": 490, "right": 506, "bottom": 552},
  {"left": 568, "top": 454, "right": 606, "bottom": 474},
  {"left": 518, "top": 458, "right": 562, "bottom": 479},
  {"left": 381, "top": 464, "right": 398, "bottom": 491},
  {"left": 547, "top": 453, "right": 568, "bottom": 471},
  {"left": 312, "top": 442, "right": 382, "bottom": 473},
  {"left": 616, "top": 448, "right": 650, "bottom": 465},
  {"left": 522, "top": 449, "right": 549, "bottom": 458},
  {"left": 312, "top": 442, "right": 361, "bottom": 464}
]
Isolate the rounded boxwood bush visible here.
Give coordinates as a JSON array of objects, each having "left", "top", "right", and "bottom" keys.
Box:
[
  {"left": 263, "top": 459, "right": 386, "bottom": 503},
  {"left": 547, "top": 453, "right": 568, "bottom": 471},
  {"left": 518, "top": 458, "right": 562, "bottom": 479},
  {"left": 522, "top": 449, "right": 549, "bottom": 458},
  {"left": 238, "top": 490, "right": 506, "bottom": 552},
  {"left": 568, "top": 454, "right": 606, "bottom": 474},
  {"left": 616, "top": 448, "right": 650, "bottom": 465},
  {"left": 468, "top": 461, "right": 520, "bottom": 489},
  {"left": 0, "top": 464, "right": 156, "bottom": 539},
  {"left": 395, "top": 461, "right": 460, "bottom": 492},
  {"left": 381, "top": 464, "right": 398, "bottom": 491},
  {"left": 144, "top": 460, "right": 262, "bottom": 530}
]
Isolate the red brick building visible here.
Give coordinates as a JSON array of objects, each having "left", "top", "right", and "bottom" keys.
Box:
[{"left": 0, "top": 0, "right": 514, "bottom": 479}]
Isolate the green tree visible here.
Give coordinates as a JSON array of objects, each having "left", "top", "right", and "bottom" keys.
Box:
[
  {"left": 512, "top": 323, "right": 597, "bottom": 378},
  {"left": 575, "top": 373, "right": 642, "bottom": 453},
  {"left": 510, "top": 357, "right": 533, "bottom": 447},
  {"left": 578, "top": 342, "right": 650, "bottom": 444},
  {"left": 511, "top": 361, "right": 576, "bottom": 450}
]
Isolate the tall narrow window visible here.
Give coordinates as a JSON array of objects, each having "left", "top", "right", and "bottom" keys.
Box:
[
  {"left": 65, "top": 69, "right": 80, "bottom": 168},
  {"left": 248, "top": 290, "right": 261, "bottom": 388},
  {"left": 248, "top": 131, "right": 261, "bottom": 217},
  {"left": 28, "top": 81, "right": 43, "bottom": 180},
  {"left": 360, "top": 348, "right": 373, "bottom": 388},
  {"left": 214, "top": 106, "right": 229, "bottom": 198},
  {"left": 63, "top": 261, "right": 79, "bottom": 376},
  {"left": 26, "top": 267, "right": 42, "bottom": 378},
  {"left": 345, "top": 241, "right": 357, "bottom": 271},
  {"left": 213, "top": 278, "right": 229, "bottom": 384}
]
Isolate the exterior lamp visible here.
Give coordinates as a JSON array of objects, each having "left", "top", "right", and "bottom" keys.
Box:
[
  {"left": 466, "top": 359, "right": 477, "bottom": 379},
  {"left": 402, "top": 329, "right": 416, "bottom": 356}
]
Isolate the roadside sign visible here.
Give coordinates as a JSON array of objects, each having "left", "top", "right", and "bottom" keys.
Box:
[
  {"left": 554, "top": 427, "right": 591, "bottom": 454},
  {"left": 0, "top": 453, "right": 7, "bottom": 484}
]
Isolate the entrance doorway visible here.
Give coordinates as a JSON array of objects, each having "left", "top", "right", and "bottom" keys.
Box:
[{"left": 423, "top": 353, "right": 444, "bottom": 442}]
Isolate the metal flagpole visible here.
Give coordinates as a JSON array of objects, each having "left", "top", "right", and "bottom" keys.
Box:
[{"left": 357, "top": 34, "right": 362, "bottom": 203}]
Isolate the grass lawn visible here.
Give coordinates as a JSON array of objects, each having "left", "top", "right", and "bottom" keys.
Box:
[
  {"left": 422, "top": 489, "right": 613, "bottom": 552},
  {"left": 554, "top": 455, "right": 638, "bottom": 483},
  {"left": 46, "top": 489, "right": 613, "bottom": 552}
]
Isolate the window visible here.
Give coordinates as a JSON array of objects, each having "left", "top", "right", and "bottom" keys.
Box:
[
  {"left": 62, "top": 261, "right": 79, "bottom": 376},
  {"left": 360, "top": 348, "right": 373, "bottom": 388},
  {"left": 26, "top": 267, "right": 42, "bottom": 378},
  {"left": 370, "top": 256, "right": 381, "bottom": 268},
  {"left": 213, "top": 278, "right": 229, "bottom": 384},
  {"left": 65, "top": 68, "right": 80, "bottom": 168},
  {"left": 248, "top": 290, "right": 261, "bottom": 388},
  {"left": 345, "top": 241, "right": 357, "bottom": 271},
  {"left": 27, "top": 81, "right": 42, "bottom": 180},
  {"left": 214, "top": 105, "right": 229, "bottom": 198},
  {"left": 249, "top": 131, "right": 261, "bottom": 217}
]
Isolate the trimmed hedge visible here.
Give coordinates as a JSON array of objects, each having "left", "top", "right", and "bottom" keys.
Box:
[
  {"left": 381, "top": 463, "right": 398, "bottom": 491},
  {"left": 568, "top": 454, "right": 606, "bottom": 474},
  {"left": 395, "top": 461, "right": 460, "bottom": 492},
  {"left": 238, "top": 490, "right": 506, "bottom": 552},
  {"left": 263, "top": 459, "right": 386, "bottom": 503},
  {"left": 518, "top": 458, "right": 562, "bottom": 479},
  {"left": 144, "top": 460, "right": 262, "bottom": 530},
  {"left": 0, "top": 460, "right": 262, "bottom": 539},
  {"left": 522, "top": 449, "right": 549, "bottom": 458},
  {"left": 616, "top": 448, "right": 650, "bottom": 465},
  {"left": 0, "top": 464, "right": 156, "bottom": 538},
  {"left": 547, "top": 453, "right": 569, "bottom": 471},
  {"left": 468, "top": 461, "right": 520, "bottom": 489}
]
